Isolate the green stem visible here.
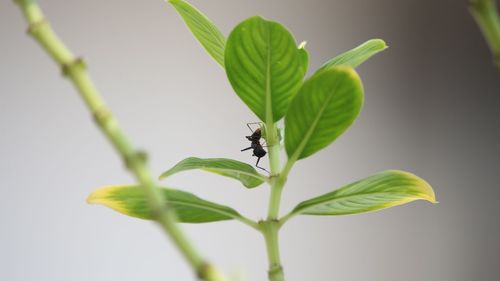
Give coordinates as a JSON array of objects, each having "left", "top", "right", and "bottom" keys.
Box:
[
  {"left": 13, "top": 1, "right": 227, "bottom": 280},
  {"left": 265, "top": 123, "right": 282, "bottom": 219},
  {"left": 267, "top": 179, "right": 284, "bottom": 220},
  {"left": 261, "top": 123, "right": 286, "bottom": 281},
  {"left": 470, "top": 0, "right": 500, "bottom": 68},
  {"left": 260, "top": 220, "right": 285, "bottom": 281}
]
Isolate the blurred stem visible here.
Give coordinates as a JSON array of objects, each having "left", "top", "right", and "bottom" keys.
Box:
[
  {"left": 13, "top": 1, "right": 228, "bottom": 280},
  {"left": 470, "top": 0, "right": 500, "bottom": 68}
]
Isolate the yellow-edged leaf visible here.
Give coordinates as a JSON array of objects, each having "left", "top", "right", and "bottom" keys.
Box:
[
  {"left": 287, "top": 170, "right": 436, "bottom": 218},
  {"left": 87, "top": 185, "right": 242, "bottom": 223}
]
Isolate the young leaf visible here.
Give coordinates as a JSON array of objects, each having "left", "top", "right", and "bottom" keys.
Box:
[
  {"left": 316, "top": 39, "right": 387, "bottom": 72},
  {"left": 168, "top": 0, "right": 226, "bottom": 67},
  {"left": 298, "top": 41, "right": 309, "bottom": 73},
  {"left": 159, "top": 157, "right": 266, "bottom": 188},
  {"left": 287, "top": 170, "right": 436, "bottom": 219},
  {"left": 285, "top": 66, "right": 363, "bottom": 160},
  {"left": 87, "top": 185, "right": 243, "bottom": 223},
  {"left": 225, "top": 16, "right": 305, "bottom": 123}
]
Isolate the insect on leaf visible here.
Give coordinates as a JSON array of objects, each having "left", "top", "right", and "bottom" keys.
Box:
[
  {"left": 287, "top": 170, "right": 436, "bottom": 218},
  {"left": 225, "top": 16, "right": 305, "bottom": 123},
  {"left": 316, "top": 39, "right": 387, "bottom": 73},
  {"left": 285, "top": 66, "right": 363, "bottom": 160},
  {"left": 159, "top": 157, "right": 266, "bottom": 188},
  {"left": 87, "top": 185, "right": 243, "bottom": 223},
  {"left": 169, "top": 0, "right": 226, "bottom": 67}
]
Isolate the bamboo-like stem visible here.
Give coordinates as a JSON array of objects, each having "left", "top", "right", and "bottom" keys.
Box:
[
  {"left": 470, "top": 0, "right": 500, "bottom": 68},
  {"left": 13, "top": 1, "right": 227, "bottom": 280}
]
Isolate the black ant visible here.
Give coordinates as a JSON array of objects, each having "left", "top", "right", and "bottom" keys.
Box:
[{"left": 241, "top": 122, "right": 268, "bottom": 173}]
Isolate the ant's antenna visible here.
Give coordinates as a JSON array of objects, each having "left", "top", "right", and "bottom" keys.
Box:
[{"left": 246, "top": 121, "right": 263, "bottom": 133}]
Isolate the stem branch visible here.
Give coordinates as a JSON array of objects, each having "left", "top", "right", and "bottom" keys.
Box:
[{"left": 14, "top": 1, "right": 227, "bottom": 280}]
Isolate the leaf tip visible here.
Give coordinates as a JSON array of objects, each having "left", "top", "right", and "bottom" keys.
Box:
[
  {"left": 392, "top": 170, "right": 437, "bottom": 204},
  {"left": 87, "top": 185, "right": 112, "bottom": 204},
  {"left": 415, "top": 178, "right": 437, "bottom": 204},
  {"left": 368, "top": 38, "right": 389, "bottom": 50},
  {"left": 158, "top": 173, "right": 168, "bottom": 181},
  {"left": 86, "top": 186, "right": 128, "bottom": 214},
  {"left": 86, "top": 189, "right": 101, "bottom": 205},
  {"left": 298, "top": 41, "right": 307, "bottom": 49}
]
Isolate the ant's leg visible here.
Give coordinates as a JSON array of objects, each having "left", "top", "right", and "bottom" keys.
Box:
[
  {"left": 246, "top": 122, "right": 263, "bottom": 133},
  {"left": 241, "top": 146, "right": 253, "bottom": 152},
  {"left": 255, "top": 157, "right": 269, "bottom": 173},
  {"left": 260, "top": 139, "right": 268, "bottom": 147}
]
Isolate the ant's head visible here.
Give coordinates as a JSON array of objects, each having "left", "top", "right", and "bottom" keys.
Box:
[{"left": 246, "top": 128, "right": 262, "bottom": 141}]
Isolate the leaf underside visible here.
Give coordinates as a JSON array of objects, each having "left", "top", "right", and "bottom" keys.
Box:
[
  {"left": 317, "top": 38, "right": 387, "bottom": 72},
  {"left": 87, "top": 185, "right": 242, "bottom": 223},
  {"left": 169, "top": 0, "right": 226, "bottom": 67},
  {"left": 159, "top": 157, "right": 265, "bottom": 188},
  {"left": 291, "top": 170, "right": 436, "bottom": 217}
]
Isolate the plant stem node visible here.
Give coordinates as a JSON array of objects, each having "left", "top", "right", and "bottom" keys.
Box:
[
  {"left": 27, "top": 19, "right": 48, "bottom": 36},
  {"left": 268, "top": 265, "right": 284, "bottom": 276},
  {"left": 62, "top": 58, "right": 86, "bottom": 76},
  {"left": 124, "top": 151, "right": 149, "bottom": 170},
  {"left": 197, "top": 262, "right": 213, "bottom": 280},
  {"left": 92, "top": 106, "right": 112, "bottom": 125}
]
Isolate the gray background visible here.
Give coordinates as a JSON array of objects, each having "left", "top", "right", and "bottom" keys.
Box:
[{"left": 1, "top": 0, "right": 499, "bottom": 280}]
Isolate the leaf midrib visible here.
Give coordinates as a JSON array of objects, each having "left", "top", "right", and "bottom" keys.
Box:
[
  {"left": 162, "top": 165, "right": 265, "bottom": 183},
  {"left": 168, "top": 198, "right": 240, "bottom": 220},
  {"left": 265, "top": 21, "right": 273, "bottom": 126},
  {"left": 203, "top": 167, "right": 266, "bottom": 182},
  {"left": 290, "top": 75, "right": 342, "bottom": 161}
]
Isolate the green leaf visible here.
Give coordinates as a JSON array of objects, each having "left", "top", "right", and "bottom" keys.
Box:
[
  {"left": 298, "top": 41, "right": 309, "bottom": 73},
  {"left": 169, "top": 0, "right": 226, "bottom": 67},
  {"left": 87, "top": 185, "right": 243, "bottom": 223},
  {"left": 316, "top": 39, "right": 387, "bottom": 72},
  {"left": 285, "top": 66, "right": 363, "bottom": 160},
  {"left": 159, "top": 157, "right": 266, "bottom": 188},
  {"left": 225, "top": 16, "right": 305, "bottom": 123},
  {"left": 288, "top": 170, "right": 436, "bottom": 218}
]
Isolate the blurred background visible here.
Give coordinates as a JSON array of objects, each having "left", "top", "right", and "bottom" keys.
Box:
[{"left": 1, "top": 0, "right": 499, "bottom": 280}]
